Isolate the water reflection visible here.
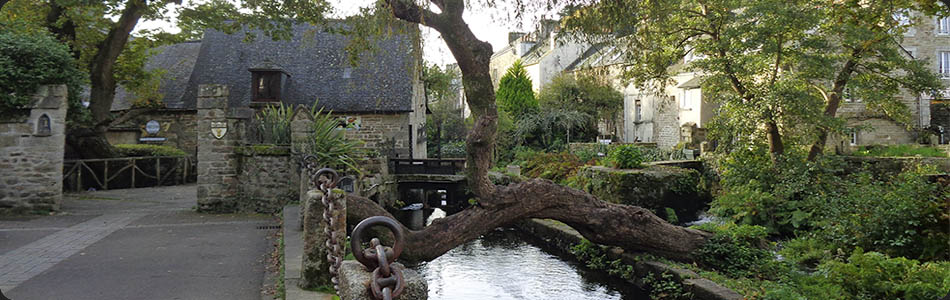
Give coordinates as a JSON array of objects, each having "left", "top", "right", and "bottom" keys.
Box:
[{"left": 413, "top": 228, "right": 646, "bottom": 300}]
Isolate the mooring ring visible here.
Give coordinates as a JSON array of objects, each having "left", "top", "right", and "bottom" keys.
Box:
[
  {"left": 314, "top": 168, "right": 340, "bottom": 188},
  {"left": 351, "top": 216, "right": 405, "bottom": 269}
]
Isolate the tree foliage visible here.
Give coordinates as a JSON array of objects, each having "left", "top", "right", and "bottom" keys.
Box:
[
  {"left": 538, "top": 73, "right": 623, "bottom": 139},
  {"left": 564, "top": 0, "right": 945, "bottom": 163},
  {"left": 496, "top": 60, "right": 539, "bottom": 118},
  {"left": 0, "top": 30, "right": 87, "bottom": 124}
]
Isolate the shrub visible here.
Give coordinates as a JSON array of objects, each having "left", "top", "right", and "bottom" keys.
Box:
[
  {"left": 815, "top": 165, "right": 948, "bottom": 260},
  {"left": 693, "top": 222, "right": 786, "bottom": 279},
  {"left": 522, "top": 151, "right": 584, "bottom": 184},
  {"left": 300, "top": 104, "right": 364, "bottom": 174},
  {"left": 821, "top": 249, "right": 950, "bottom": 300},
  {"left": 605, "top": 145, "right": 645, "bottom": 169},
  {"left": 438, "top": 140, "right": 466, "bottom": 158},
  {"left": 114, "top": 144, "right": 187, "bottom": 157},
  {"left": 708, "top": 149, "right": 847, "bottom": 235},
  {"left": 256, "top": 102, "right": 293, "bottom": 144},
  {"left": 0, "top": 31, "right": 87, "bottom": 125}
]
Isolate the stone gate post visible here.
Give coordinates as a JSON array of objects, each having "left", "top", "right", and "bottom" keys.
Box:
[{"left": 196, "top": 84, "right": 243, "bottom": 213}]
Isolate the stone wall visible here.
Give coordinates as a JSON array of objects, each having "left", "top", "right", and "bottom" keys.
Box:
[
  {"left": 0, "top": 85, "right": 67, "bottom": 214},
  {"left": 342, "top": 113, "right": 414, "bottom": 158},
  {"left": 107, "top": 109, "right": 198, "bottom": 155},
  {"left": 235, "top": 146, "right": 298, "bottom": 213}
]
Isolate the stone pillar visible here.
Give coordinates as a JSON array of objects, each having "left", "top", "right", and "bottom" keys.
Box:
[
  {"left": 338, "top": 261, "right": 428, "bottom": 300},
  {"left": 301, "top": 188, "right": 345, "bottom": 289},
  {"left": 0, "top": 85, "right": 67, "bottom": 214},
  {"left": 196, "top": 84, "right": 242, "bottom": 213}
]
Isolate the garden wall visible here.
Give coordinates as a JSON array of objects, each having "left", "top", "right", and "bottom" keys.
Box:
[
  {"left": 235, "top": 146, "right": 298, "bottom": 213},
  {"left": 842, "top": 156, "right": 950, "bottom": 178},
  {"left": 0, "top": 85, "right": 67, "bottom": 214}
]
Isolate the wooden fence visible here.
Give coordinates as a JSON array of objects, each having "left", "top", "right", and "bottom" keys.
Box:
[{"left": 62, "top": 156, "right": 197, "bottom": 192}]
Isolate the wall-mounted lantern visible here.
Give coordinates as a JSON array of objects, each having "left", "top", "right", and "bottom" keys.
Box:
[{"left": 36, "top": 114, "right": 51, "bottom": 136}]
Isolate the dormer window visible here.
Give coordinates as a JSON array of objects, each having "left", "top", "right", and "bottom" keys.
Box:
[
  {"left": 249, "top": 61, "right": 289, "bottom": 103},
  {"left": 251, "top": 71, "right": 281, "bottom": 102}
]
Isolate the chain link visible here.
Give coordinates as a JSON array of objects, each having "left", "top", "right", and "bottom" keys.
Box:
[{"left": 352, "top": 216, "right": 407, "bottom": 300}]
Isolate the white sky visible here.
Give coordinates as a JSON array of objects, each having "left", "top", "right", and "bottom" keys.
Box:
[{"left": 135, "top": 0, "right": 561, "bottom": 66}]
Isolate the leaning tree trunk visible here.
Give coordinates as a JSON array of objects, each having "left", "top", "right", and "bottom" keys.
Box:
[
  {"left": 347, "top": 178, "right": 711, "bottom": 262},
  {"left": 375, "top": 0, "right": 711, "bottom": 262}
]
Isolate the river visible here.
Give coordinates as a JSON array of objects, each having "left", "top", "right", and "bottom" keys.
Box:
[{"left": 411, "top": 228, "right": 647, "bottom": 300}]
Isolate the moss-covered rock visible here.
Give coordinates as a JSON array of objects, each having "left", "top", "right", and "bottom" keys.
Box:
[{"left": 571, "top": 165, "right": 711, "bottom": 223}]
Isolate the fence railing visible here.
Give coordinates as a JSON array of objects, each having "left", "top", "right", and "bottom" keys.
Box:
[
  {"left": 62, "top": 156, "right": 197, "bottom": 192},
  {"left": 390, "top": 158, "right": 466, "bottom": 175}
]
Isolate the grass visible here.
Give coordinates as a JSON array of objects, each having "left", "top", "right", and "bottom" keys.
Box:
[
  {"left": 851, "top": 144, "right": 947, "bottom": 158},
  {"left": 275, "top": 231, "right": 286, "bottom": 300}
]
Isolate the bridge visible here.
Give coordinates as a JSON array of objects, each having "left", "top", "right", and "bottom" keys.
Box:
[{"left": 388, "top": 158, "right": 470, "bottom": 217}]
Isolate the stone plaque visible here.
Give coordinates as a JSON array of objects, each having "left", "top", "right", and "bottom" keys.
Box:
[{"left": 211, "top": 121, "right": 228, "bottom": 139}]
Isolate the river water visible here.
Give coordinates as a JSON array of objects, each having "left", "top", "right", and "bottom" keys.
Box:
[{"left": 411, "top": 228, "right": 647, "bottom": 300}]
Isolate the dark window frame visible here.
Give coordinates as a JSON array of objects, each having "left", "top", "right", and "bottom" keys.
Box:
[{"left": 251, "top": 71, "right": 282, "bottom": 102}]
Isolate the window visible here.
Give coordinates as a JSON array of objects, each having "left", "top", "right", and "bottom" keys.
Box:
[
  {"left": 36, "top": 114, "right": 51, "bottom": 136},
  {"left": 343, "top": 67, "right": 353, "bottom": 79},
  {"left": 940, "top": 51, "right": 950, "bottom": 78},
  {"left": 938, "top": 17, "right": 950, "bottom": 35},
  {"left": 635, "top": 100, "right": 642, "bottom": 122},
  {"left": 842, "top": 87, "right": 860, "bottom": 103},
  {"left": 251, "top": 71, "right": 282, "bottom": 102},
  {"left": 849, "top": 130, "right": 858, "bottom": 146}
]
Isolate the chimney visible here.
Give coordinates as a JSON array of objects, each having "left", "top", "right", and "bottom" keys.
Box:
[
  {"left": 539, "top": 19, "right": 560, "bottom": 39},
  {"left": 508, "top": 32, "right": 527, "bottom": 44}
]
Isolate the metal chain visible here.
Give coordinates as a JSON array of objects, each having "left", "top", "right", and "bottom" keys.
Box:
[
  {"left": 352, "top": 216, "right": 407, "bottom": 300},
  {"left": 301, "top": 156, "right": 346, "bottom": 292}
]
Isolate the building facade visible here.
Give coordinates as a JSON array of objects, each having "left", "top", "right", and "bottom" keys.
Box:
[{"left": 109, "top": 23, "right": 428, "bottom": 158}]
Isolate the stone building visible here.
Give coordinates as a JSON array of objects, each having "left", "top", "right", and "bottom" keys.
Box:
[
  {"left": 566, "top": 45, "right": 714, "bottom": 148},
  {"left": 489, "top": 19, "right": 590, "bottom": 93},
  {"left": 502, "top": 13, "right": 949, "bottom": 150},
  {"left": 109, "top": 23, "right": 427, "bottom": 158},
  {"left": 833, "top": 12, "right": 950, "bottom": 148}
]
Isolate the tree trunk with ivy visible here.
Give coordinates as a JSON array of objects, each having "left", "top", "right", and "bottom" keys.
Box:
[{"left": 340, "top": 0, "right": 712, "bottom": 263}]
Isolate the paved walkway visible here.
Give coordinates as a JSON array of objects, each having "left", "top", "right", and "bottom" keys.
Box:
[{"left": 0, "top": 185, "right": 278, "bottom": 300}]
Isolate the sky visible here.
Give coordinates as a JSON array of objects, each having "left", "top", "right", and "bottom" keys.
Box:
[{"left": 135, "top": 0, "right": 562, "bottom": 66}]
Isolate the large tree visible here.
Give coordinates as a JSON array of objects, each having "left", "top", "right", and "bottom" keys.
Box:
[
  {"left": 336, "top": 0, "right": 712, "bottom": 263},
  {"left": 563, "top": 0, "right": 944, "bottom": 163}
]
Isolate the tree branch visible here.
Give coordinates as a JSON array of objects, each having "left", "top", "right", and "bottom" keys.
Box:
[{"left": 101, "top": 107, "right": 154, "bottom": 129}]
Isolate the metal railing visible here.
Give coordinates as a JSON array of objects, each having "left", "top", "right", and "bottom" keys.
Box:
[
  {"left": 62, "top": 156, "right": 197, "bottom": 192},
  {"left": 390, "top": 158, "right": 465, "bottom": 175}
]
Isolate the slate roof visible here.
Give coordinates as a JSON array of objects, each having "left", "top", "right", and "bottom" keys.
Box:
[
  {"left": 112, "top": 41, "right": 202, "bottom": 111},
  {"left": 114, "top": 23, "right": 418, "bottom": 113}
]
